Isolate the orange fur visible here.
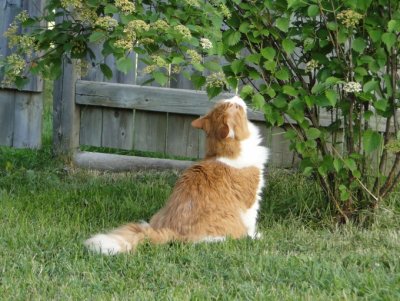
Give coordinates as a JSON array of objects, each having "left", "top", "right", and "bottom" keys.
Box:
[{"left": 85, "top": 99, "right": 266, "bottom": 255}]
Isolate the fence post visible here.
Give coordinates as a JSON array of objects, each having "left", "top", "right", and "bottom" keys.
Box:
[{"left": 53, "top": 59, "right": 80, "bottom": 156}]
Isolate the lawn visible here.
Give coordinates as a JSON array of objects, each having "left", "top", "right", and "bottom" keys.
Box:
[{"left": 1, "top": 145, "right": 399, "bottom": 300}]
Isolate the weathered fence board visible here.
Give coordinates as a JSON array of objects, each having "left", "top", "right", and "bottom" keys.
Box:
[
  {"left": 12, "top": 92, "right": 42, "bottom": 148},
  {"left": 0, "top": 90, "right": 15, "bottom": 146},
  {"left": 80, "top": 106, "right": 103, "bottom": 147},
  {"left": 76, "top": 80, "right": 264, "bottom": 121},
  {"left": 166, "top": 114, "right": 199, "bottom": 158},
  {"left": 134, "top": 110, "right": 167, "bottom": 153},
  {"left": 0, "top": 90, "right": 43, "bottom": 148},
  {"left": 0, "top": 0, "right": 45, "bottom": 149},
  {"left": 102, "top": 108, "right": 134, "bottom": 150}
]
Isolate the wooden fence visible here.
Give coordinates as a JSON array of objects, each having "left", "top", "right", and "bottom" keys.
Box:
[
  {"left": 53, "top": 56, "right": 298, "bottom": 170},
  {"left": 0, "top": 0, "right": 44, "bottom": 148}
]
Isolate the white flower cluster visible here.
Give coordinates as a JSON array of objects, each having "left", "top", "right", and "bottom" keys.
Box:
[
  {"left": 114, "top": 38, "right": 134, "bottom": 50},
  {"left": 186, "top": 49, "right": 202, "bottom": 64},
  {"left": 200, "top": 38, "right": 213, "bottom": 50},
  {"left": 1, "top": 54, "right": 25, "bottom": 87},
  {"left": 115, "top": 0, "right": 135, "bottom": 14},
  {"left": 206, "top": 72, "right": 227, "bottom": 88},
  {"left": 152, "top": 20, "right": 169, "bottom": 31},
  {"left": 337, "top": 9, "right": 363, "bottom": 28},
  {"left": 125, "top": 20, "right": 150, "bottom": 33},
  {"left": 184, "top": 0, "right": 200, "bottom": 7},
  {"left": 305, "top": 59, "right": 319, "bottom": 73},
  {"left": 343, "top": 81, "right": 362, "bottom": 93},
  {"left": 95, "top": 16, "right": 118, "bottom": 31},
  {"left": 174, "top": 25, "right": 192, "bottom": 39}
]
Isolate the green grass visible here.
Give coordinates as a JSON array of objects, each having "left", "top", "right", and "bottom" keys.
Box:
[
  {"left": 1, "top": 81, "right": 399, "bottom": 300},
  {"left": 1, "top": 146, "right": 400, "bottom": 300}
]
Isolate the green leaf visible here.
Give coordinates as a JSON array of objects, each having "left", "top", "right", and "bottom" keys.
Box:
[
  {"left": 104, "top": 4, "right": 118, "bottom": 14},
  {"left": 363, "top": 80, "right": 378, "bottom": 93},
  {"left": 190, "top": 74, "right": 206, "bottom": 90},
  {"left": 282, "top": 39, "right": 296, "bottom": 54},
  {"left": 116, "top": 57, "right": 132, "bottom": 74},
  {"left": 388, "top": 20, "right": 400, "bottom": 32},
  {"left": 231, "top": 59, "right": 245, "bottom": 75},
  {"left": 318, "top": 166, "right": 328, "bottom": 177},
  {"left": 287, "top": 0, "right": 303, "bottom": 9},
  {"left": 333, "top": 158, "right": 342, "bottom": 172},
  {"left": 239, "top": 22, "right": 250, "bottom": 33},
  {"left": 275, "top": 69, "right": 290, "bottom": 81},
  {"left": 252, "top": 93, "right": 265, "bottom": 110},
  {"left": 303, "top": 166, "right": 313, "bottom": 176},
  {"left": 382, "top": 32, "right": 397, "bottom": 50},
  {"left": 245, "top": 53, "right": 261, "bottom": 64},
  {"left": 364, "top": 110, "right": 373, "bottom": 120},
  {"left": 263, "top": 61, "right": 276, "bottom": 71},
  {"left": 153, "top": 71, "right": 168, "bottom": 86},
  {"left": 261, "top": 47, "right": 276, "bottom": 61},
  {"left": 226, "top": 77, "right": 238, "bottom": 90},
  {"left": 352, "top": 38, "right": 366, "bottom": 53},
  {"left": 339, "top": 185, "right": 350, "bottom": 201},
  {"left": 368, "top": 29, "right": 382, "bottom": 43},
  {"left": 284, "top": 129, "right": 297, "bottom": 139},
  {"left": 266, "top": 87, "right": 276, "bottom": 98},
  {"left": 204, "top": 61, "right": 221, "bottom": 72},
  {"left": 325, "top": 90, "right": 337, "bottom": 106},
  {"left": 227, "top": 31, "right": 241, "bottom": 46},
  {"left": 374, "top": 99, "right": 388, "bottom": 111},
  {"left": 283, "top": 85, "right": 298, "bottom": 96},
  {"left": 344, "top": 158, "right": 357, "bottom": 172},
  {"left": 306, "top": 128, "right": 321, "bottom": 140},
  {"left": 172, "top": 57, "right": 185, "bottom": 64},
  {"left": 307, "top": 5, "right": 319, "bottom": 17},
  {"left": 354, "top": 67, "right": 368, "bottom": 77},
  {"left": 89, "top": 31, "right": 106, "bottom": 43},
  {"left": 276, "top": 17, "right": 290, "bottom": 32},
  {"left": 192, "top": 63, "right": 205, "bottom": 72},
  {"left": 363, "top": 130, "right": 382, "bottom": 153},
  {"left": 100, "top": 64, "right": 113, "bottom": 79},
  {"left": 327, "top": 22, "right": 338, "bottom": 31},
  {"left": 325, "top": 76, "right": 342, "bottom": 85},
  {"left": 14, "top": 76, "right": 29, "bottom": 89},
  {"left": 311, "top": 83, "right": 326, "bottom": 94},
  {"left": 206, "top": 86, "right": 222, "bottom": 99},
  {"left": 272, "top": 95, "right": 287, "bottom": 109},
  {"left": 240, "top": 85, "right": 253, "bottom": 98}
]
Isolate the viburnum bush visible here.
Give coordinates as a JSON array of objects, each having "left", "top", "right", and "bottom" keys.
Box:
[{"left": 1, "top": 0, "right": 400, "bottom": 221}]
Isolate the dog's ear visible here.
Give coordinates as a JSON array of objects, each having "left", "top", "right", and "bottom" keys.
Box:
[
  {"left": 191, "top": 116, "right": 210, "bottom": 133},
  {"left": 218, "top": 124, "right": 231, "bottom": 139},
  {"left": 191, "top": 117, "right": 204, "bottom": 129}
]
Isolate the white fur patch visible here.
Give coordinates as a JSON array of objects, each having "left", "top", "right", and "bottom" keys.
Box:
[
  {"left": 224, "top": 95, "right": 247, "bottom": 109},
  {"left": 217, "top": 122, "right": 269, "bottom": 170},
  {"left": 84, "top": 234, "right": 123, "bottom": 255},
  {"left": 241, "top": 201, "right": 261, "bottom": 239}
]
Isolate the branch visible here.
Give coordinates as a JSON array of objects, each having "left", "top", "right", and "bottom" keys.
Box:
[{"left": 379, "top": 153, "right": 400, "bottom": 198}]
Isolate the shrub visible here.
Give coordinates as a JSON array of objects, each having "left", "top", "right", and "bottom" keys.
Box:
[{"left": 1, "top": 0, "right": 400, "bottom": 221}]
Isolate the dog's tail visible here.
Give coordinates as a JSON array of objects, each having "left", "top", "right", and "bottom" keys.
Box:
[{"left": 84, "top": 222, "right": 182, "bottom": 255}]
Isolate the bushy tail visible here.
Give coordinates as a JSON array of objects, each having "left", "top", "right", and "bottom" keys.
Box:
[{"left": 84, "top": 223, "right": 181, "bottom": 255}]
